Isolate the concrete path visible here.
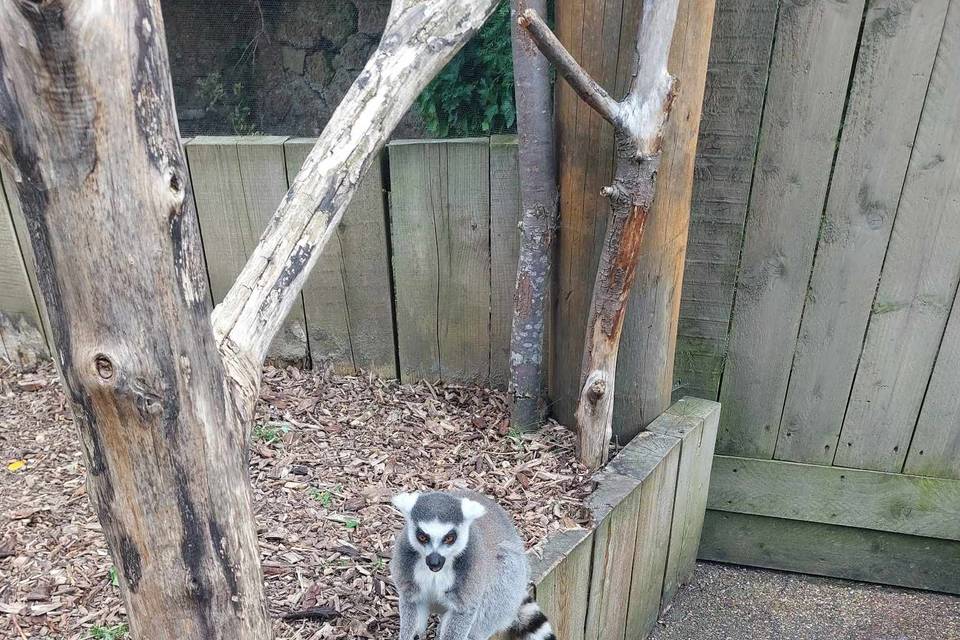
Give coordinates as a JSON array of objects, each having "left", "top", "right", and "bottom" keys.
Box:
[{"left": 648, "top": 562, "right": 959, "bottom": 640}]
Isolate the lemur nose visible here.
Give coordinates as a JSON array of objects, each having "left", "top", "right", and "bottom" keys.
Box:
[{"left": 425, "top": 553, "right": 445, "bottom": 572}]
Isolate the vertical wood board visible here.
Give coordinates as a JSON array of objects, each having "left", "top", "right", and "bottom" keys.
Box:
[
  {"left": 489, "top": 135, "right": 521, "bottom": 388},
  {"left": 675, "top": 0, "right": 780, "bottom": 400},
  {"left": 648, "top": 397, "right": 721, "bottom": 607},
  {"left": 777, "top": 0, "right": 951, "bottom": 465},
  {"left": 283, "top": 138, "right": 354, "bottom": 373},
  {"left": 615, "top": 0, "right": 717, "bottom": 437},
  {"left": 235, "top": 137, "right": 307, "bottom": 362},
  {"left": 717, "top": 0, "right": 866, "bottom": 457},
  {"left": 625, "top": 445, "right": 681, "bottom": 635},
  {"left": 836, "top": 1, "right": 960, "bottom": 473},
  {"left": 437, "top": 140, "right": 491, "bottom": 381},
  {"left": 584, "top": 484, "right": 643, "bottom": 640}
]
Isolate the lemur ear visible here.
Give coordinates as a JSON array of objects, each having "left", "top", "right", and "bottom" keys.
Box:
[
  {"left": 391, "top": 492, "right": 419, "bottom": 517},
  {"left": 461, "top": 498, "right": 486, "bottom": 522}
]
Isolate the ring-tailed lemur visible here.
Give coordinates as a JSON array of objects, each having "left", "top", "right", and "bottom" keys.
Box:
[{"left": 390, "top": 490, "right": 556, "bottom": 640}]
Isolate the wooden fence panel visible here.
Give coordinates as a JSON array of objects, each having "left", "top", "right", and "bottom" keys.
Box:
[
  {"left": 835, "top": 1, "right": 960, "bottom": 474},
  {"left": 284, "top": 139, "right": 356, "bottom": 374},
  {"left": 897, "top": 2, "right": 960, "bottom": 480},
  {"left": 489, "top": 136, "right": 521, "bottom": 387},
  {"left": 185, "top": 136, "right": 309, "bottom": 362},
  {"left": 674, "top": 0, "right": 779, "bottom": 401},
  {"left": 716, "top": 0, "right": 866, "bottom": 458},
  {"left": 286, "top": 139, "right": 398, "bottom": 377},
  {"left": 388, "top": 139, "right": 491, "bottom": 383},
  {"left": 776, "top": 0, "right": 951, "bottom": 466},
  {"left": 0, "top": 171, "right": 45, "bottom": 362}
]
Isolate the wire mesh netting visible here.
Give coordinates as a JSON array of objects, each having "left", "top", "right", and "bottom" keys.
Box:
[{"left": 161, "top": 0, "right": 523, "bottom": 139}]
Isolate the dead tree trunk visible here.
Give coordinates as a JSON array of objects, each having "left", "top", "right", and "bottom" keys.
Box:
[
  {"left": 521, "top": 0, "right": 680, "bottom": 469},
  {"left": 507, "top": 0, "right": 559, "bottom": 430},
  {"left": 0, "top": 0, "right": 495, "bottom": 638}
]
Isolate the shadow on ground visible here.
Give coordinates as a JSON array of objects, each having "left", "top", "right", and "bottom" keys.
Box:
[{"left": 649, "top": 562, "right": 959, "bottom": 640}]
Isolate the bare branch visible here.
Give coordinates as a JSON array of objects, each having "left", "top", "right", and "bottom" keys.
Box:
[
  {"left": 518, "top": 9, "right": 622, "bottom": 126},
  {"left": 212, "top": 0, "right": 498, "bottom": 379},
  {"left": 620, "top": 0, "right": 679, "bottom": 155}
]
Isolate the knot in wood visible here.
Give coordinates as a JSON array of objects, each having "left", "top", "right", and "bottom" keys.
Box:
[
  {"left": 586, "top": 378, "right": 606, "bottom": 404},
  {"left": 94, "top": 355, "right": 114, "bottom": 380}
]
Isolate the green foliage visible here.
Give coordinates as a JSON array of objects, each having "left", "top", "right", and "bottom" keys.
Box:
[
  {"left": 414, "top": 2, "right": 516, "bottom": 137},
  {"left": 253, "top": 421, "right": 292, "bottom": 445},
  {"left": 107, "top": 566, "right": 119, "bottom": 588},
  {"left": 197, "top": 72, "right": 259, "bottom": 136},
  {"left": 89, "top": 623, "right": 129, "bottom": 640},
  {"left": 309, "top": 484, "right": 343, "bottom": 508},
  {"left": 343, "top": 518, "right": 360, "bottom": 531}
]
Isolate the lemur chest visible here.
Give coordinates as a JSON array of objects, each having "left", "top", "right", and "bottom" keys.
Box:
[{"left": 413, "top": 562, "right": 456, "bottom": 610}]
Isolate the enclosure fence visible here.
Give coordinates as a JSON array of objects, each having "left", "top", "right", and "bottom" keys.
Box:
[{"left": 683, "top": 0, "right": 960, "bottom": 592}]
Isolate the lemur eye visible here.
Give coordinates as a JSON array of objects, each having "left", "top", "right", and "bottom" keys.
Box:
[
  {"left": 415, "top": 530, "right": 429, "bottom": 544},
  {"left": 443, "top": 531, "right": 457, "bottom": 545}
]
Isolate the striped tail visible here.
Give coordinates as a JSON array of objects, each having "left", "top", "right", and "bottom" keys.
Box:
[{"left": 507, "top": 595, "right": 556, "bottom": 640}]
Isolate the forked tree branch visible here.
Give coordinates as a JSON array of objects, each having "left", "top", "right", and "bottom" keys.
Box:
[
  {"left": 522, "top": 0, "right": 681, "bottom": 469},
  {"left": 518, "top": 9, "right": 622, "bottom": 127},
  {"left": 212, "top": 0, "right": 498, "bottom": 390}
]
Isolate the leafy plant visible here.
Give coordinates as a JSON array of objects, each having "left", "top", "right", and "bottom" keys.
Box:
[
  {"left": 89, "top": 623, "right": 129, "bottom": 640},
  {"left": 197, "top": 72, "right": 259, "bottom": 136},
  {"left": 253, "top": 421, "right": 292, "bottom": 445},
  {"left": 309, "top": 484, "right": 343, "bottom": 508},
  {"left": 108, "top": 565, "right": 119, "bottom": 588},
  {"left": 414, "top": 1, "right": 516, "bottom": 137},
  {"left": 344, "top": 518, "right": 360, "bottom": 531}
]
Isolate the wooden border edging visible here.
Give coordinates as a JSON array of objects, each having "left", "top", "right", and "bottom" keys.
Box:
[
  {"left": 525, "top": 397, "right": 721, "bottom": 640},
  {"left": 707, "top": 456, "right": 960, "bottom": 541},
  {"left": 699, "top": 511, "right": 960, "bottom": 595}
]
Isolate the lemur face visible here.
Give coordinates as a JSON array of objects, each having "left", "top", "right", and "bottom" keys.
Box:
[{"left": 392, "top": 492, "right": 486, "bottom": 572}]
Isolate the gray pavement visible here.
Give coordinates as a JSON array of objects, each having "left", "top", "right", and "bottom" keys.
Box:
[{"left": 647, "top": 562, "right": 959, "bottom": 640}]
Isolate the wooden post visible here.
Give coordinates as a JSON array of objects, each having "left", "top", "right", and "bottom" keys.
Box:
[{"left": 549, "top": 0, "right": 717, "bottom": 443}]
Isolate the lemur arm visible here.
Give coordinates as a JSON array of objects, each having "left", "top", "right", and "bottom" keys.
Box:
[
  {"left": 438, "top": 608, "right": 479, "bottom": 640},
  {"left": 398, "top": 597, "right": 429, "bottom": 640}
]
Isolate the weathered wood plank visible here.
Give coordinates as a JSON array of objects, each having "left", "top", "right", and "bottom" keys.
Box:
[
  {"left": 0, "top": 174, "right": 43, "bottom": 338},
  {"left": 551, "top": 0, "right": 628, "bottom": 424},
  {"left": 625, "top": 444, "right": 681, "bottom": 636},
  {"left": 533, "top": 530, "right": 593, "bottom": 640},
  {"left": 235, "top": 136, "right": 308, "bottom": 363},
  {"left": 389, "top": 141, "right": 442, "bottom": 381},
  {"left": 836, "top": 1, "right": 960, "bottom": 473},
  {"left": 699, "top": 510, "right": 960, "bottom": 595},
  {"left": 584, "top": 482, "right": 643, "bottom": 640},
  {"left": 389, "top": 139, "right": 491, "bottom": 383},
  {"left": 489, "top": 135, "right": 521, "bottom": 388},
  {"left": 906, "top": 300, "right": 960, "bottom": 480},
  {"left": 437, "top": 140, "right": 491, "bottom": 381},
  {"left": 648, "top": 396, "right": 721, "bottom": 607},
  {"left": 283, "top": 138, "right": 354, "bottom": 373},
  {"left": 708, "top": 456, "right": 960, "bottom": 541},
  {"left": 336, "top": 156, "right": 397, "bottom": 378},
  {"left": 777, "top": 0, "right": 950, "bottom": 465},
  {"left": 903, "top": 12, "right": 960, "bottom": 476},
  {"left": 614, "top": 0, "right": 717, "bottom": 436},
  {"left": 716, "top": 0, "right": 866, "bottom": 457},
  {"left": 1, "top": 166, "right": 51, "bottom": 352},
  {"left": 677, "top": 0, "right": 781, "bottom": 388}
]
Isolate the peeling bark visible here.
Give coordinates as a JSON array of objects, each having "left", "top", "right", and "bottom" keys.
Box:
[
  {"left": 522, "top": 1, "right": 680, "bottom": 469},
  {"left": 507, "top": 0, "right": 559, "bottom": 430},
  {"left": 0, "top": 0, "right": 496, "bottom": 637}
]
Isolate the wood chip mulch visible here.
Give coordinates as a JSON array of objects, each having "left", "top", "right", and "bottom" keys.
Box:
[{"left": 0, "top": 362, "right": 593, "bottom": 639}]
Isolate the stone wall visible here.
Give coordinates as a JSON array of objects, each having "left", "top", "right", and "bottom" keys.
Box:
[{"left": 161, "top": 0, "right": 424, "bottom": 137}]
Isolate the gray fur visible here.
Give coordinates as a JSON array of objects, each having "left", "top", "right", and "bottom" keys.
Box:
[{"left": 390, "top": 490, "right": 553, "bottom": 640}]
